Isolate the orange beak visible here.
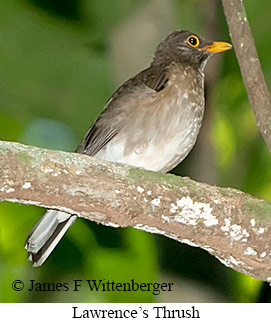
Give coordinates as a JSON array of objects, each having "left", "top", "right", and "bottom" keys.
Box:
[{"left": 201, "top": 41, "right": 232, "bottom": 53}]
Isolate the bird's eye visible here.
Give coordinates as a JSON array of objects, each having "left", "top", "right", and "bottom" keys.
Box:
[{"left": 187, "top": 35, "right": 200, "bottom": 48}]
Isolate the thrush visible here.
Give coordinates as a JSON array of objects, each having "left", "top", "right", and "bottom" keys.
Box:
[{"left": 25, "top": 30, "right": 232, "bottom": 266}]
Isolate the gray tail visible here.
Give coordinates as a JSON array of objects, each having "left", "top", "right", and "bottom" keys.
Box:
[{"left": 25, "top": 210, "right": 77, "bottom": 267}]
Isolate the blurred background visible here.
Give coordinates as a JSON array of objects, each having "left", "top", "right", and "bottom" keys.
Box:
[{"left": 0, "top": 0, "right": 271, "bottom": 303}]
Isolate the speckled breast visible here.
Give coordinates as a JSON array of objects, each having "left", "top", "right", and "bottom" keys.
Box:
[{"left": 95, "top": 63, "right": 205, "bottom": 173}]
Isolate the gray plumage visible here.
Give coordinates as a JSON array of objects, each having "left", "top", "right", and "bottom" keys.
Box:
[{"left": 25, "top": 30, "right": 231, "bottom": 266}]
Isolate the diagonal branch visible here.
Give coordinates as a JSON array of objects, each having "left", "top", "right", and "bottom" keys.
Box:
[
  {"left": 222, "top": 0, "right": 271, "bottom": 151},
  {"left": 1, "top": 140, "right": 271, "bottom": 281}
]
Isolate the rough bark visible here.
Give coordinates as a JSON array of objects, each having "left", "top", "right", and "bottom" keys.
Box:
[
  {"left": 0, "top": 140, "right": 271, "bottom": 281},
  {"left": 222, "top": 0, "right": 271, "bottom": 151}
]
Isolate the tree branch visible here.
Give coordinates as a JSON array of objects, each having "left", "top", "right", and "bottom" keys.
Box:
[
  {"left": 222, "top": 0, "right": 271, "bottom": 151},
  {"left": 1, "top": 140, "right": 271, "bottom": 281}
]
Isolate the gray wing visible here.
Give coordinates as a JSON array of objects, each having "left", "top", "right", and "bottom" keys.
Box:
[
  {"left": 76, "top": 64, "right": 169, "bottom": 156},
  {"left": 24, "top": 64, "right": 170, "bottom": 267}
]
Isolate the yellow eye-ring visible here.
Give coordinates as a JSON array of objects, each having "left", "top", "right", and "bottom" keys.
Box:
[{"left": 187, "top": 35, "right": 200, "bottom": 48}]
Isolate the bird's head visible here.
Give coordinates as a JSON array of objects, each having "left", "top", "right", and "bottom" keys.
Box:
[{"left": 152, "top": 30, "right": 232, "bottom": 70}]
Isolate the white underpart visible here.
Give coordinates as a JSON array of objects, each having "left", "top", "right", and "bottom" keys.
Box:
[
  {"left": 94, "top": 65, "right": 204, "bottom": 173},
  {"left": 95, "top": 100, "right": 203, "bottom": 173}
]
